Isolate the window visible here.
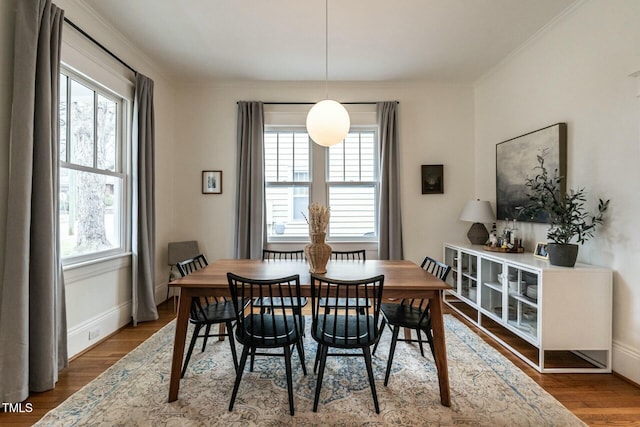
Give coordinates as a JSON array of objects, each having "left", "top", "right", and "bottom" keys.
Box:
[
  {"left": 265, "top": 130, "right": 310, "bottom": 238},
  {"left": 265, "top": 128, "right": 378, "bottom": 242},
  {"left": 327, "top": 132, "right": 377, "bottom": 239},
  {"left": 59, "top": 68, "right": 128, "bottom": 263}
]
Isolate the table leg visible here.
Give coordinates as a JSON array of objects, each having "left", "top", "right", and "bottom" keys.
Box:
[
  {"left": 429, "top": 291, "right": 451, "bottom": 407},
  {"left": 218, "top": 323, "right": 226, "bottom": 341},
  {"left": 168, "top": 289, "right": 192, "bottom": 402}
]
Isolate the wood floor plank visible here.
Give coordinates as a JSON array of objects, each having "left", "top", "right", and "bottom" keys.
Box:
[{"left": 1, "top": 301, "right": 639, "bottom": 426}]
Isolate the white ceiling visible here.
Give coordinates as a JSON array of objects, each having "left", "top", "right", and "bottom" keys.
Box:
[{"left": 82, "top": 0, "right": 577, "bottom": 83}]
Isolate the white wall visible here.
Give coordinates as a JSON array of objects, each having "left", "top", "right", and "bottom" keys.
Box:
[
  {"left": 172, "top": 81, "right": 475, "bottom": 266},
  {"left": 474, "top": 0, "right": 640, "bottom": 383}
]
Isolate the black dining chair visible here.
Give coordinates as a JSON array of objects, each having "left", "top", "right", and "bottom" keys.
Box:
[
  {"left": 330, "top": 249, "right": 366, "bottom": 261},
  {"left": 226, "top": 273, "right": 307, "bottom": 416},
  {"left": 373, "top": 255, "right": 451, "bottom": 386},
  {"left": 319, "top": 249, "right": 369, "bottom": 314},
  {"left": 254, "top": 249, "right": 309, "bottom": 315},
  {"left": 177, "top": 254, "right": 240, "bottom": 378},
  {"left": 262, "top": 249, "right": 306, "bottom": 260},
  {"left": 310, "top": 273, "right": 385, "bottom": 413}
]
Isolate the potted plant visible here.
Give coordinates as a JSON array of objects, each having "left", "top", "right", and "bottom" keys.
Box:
[{"left": 519, "top": 151, "right": 609, "bottom": 267}]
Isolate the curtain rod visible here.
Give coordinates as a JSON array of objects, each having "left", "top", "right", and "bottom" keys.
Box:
[
  {"left": 239, "top": 101, "right": 399, "bottom": 105},
  {"left": 63, "top": 17, "right": 137, "bottom": 75}
]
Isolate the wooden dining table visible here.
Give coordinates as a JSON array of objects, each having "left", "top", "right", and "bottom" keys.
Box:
[{"left": 167, "top": 258, "right": 451, "bottom": 407}]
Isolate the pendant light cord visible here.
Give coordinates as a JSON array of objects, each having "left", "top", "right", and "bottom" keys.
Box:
[{"left": 325, "top": 0, "right": 329, "bottom": 99}]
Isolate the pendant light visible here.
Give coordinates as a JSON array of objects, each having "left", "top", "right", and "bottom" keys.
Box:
[{"left": 306, "top": 0, "right": 350, "bottom": 147}]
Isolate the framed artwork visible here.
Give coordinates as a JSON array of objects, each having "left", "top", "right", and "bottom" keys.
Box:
[
  {"left": 421, "top": 164, "right": 444, "bottom": 194},
  {"left": 495, "top": 123, "right": 566, "bottom": 222},
  {"left": 533, "top": 242, "right": 549, "bottom": 260},
  {"left": 202, "top": 170, "right": 222, "bottom": 194}
]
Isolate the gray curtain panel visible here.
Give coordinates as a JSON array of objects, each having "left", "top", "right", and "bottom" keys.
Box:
[
  {"left": 131, "top": 73, "right": 158, "bottom": 325},
  {"left": 235, "top": 101, "right": 265, "bottom": 259},
  {"left": 0, "top": 0, "right": 67, "bottom": 402},
  {"left": 377, "top": 101, "right": 404, "bottom": 260}
]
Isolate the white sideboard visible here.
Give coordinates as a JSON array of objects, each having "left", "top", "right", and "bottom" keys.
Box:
[{"left": 443, "top": 243, "right": 613, "bottom": 373}]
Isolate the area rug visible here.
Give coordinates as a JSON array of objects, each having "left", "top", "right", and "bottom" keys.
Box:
[{"left": 36, "top": 315, "right": 585, "bottom": 426}]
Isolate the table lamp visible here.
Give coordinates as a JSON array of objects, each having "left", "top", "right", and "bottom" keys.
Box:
[{"left": 459, "top": 199, "right": 495, "bottom": 245}]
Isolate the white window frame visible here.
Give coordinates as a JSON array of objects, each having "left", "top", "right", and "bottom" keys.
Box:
[
  {"left": 265, "top": 125, "right": 379, "bottom": 243},
  {"left": 59, "top": 65, "right": 131, "bottom": 266}
]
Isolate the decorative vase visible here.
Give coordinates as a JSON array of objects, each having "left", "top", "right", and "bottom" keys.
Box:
[
  {"left": 304, "top": 232, "right": 332, "bottom": 274},
  {"left": 546, "top": 243, "right": 579, "bottom": 267}
]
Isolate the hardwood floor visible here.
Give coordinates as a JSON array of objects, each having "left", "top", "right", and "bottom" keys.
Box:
[{"left": 2, "top": 300, "right": 639, "bottom": 426}]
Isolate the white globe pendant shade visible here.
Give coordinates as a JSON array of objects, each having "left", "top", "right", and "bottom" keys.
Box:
[{"left": 306, "top": 99, "right": 350, "bottom": 147}]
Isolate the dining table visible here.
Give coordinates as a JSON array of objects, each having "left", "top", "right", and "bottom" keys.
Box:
[{"left": 167, "top": 258, "right": 452, "bottom": 407}]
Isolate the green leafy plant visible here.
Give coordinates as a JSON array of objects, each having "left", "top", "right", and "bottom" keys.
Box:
[{"left": 519, "top": 151, "right": 609, "bottom": 245}]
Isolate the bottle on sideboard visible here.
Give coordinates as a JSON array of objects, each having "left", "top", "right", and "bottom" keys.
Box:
[
  {"left": 510, "top": 219, "right": 519, "bottom": 247},
  {"left": 502, "top": 219, "right": 511, "bottom": 248}
]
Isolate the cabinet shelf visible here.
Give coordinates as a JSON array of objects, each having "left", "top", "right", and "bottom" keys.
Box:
[
  {"left": 483, "top": 281, "right": 502, "bottom": 293},
  {"left": 508, "top": 292, "right": 538, "bottom": 308},
  {"left": 444, "top": 242, "right": 612, "bottom": 374}
]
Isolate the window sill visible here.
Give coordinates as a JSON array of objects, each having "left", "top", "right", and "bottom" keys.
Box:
[{"left": 63, "top": 252, "right": 132, "bottom": 284}]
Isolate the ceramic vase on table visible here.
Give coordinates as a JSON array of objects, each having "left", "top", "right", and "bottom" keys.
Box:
[{"left": 304, "top": 232, "right": 332, "bottom": 273}]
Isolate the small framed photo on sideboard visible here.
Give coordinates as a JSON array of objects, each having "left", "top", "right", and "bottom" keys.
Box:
[{"left": 533, "top": 242, "right": 548, "bottom": 259}]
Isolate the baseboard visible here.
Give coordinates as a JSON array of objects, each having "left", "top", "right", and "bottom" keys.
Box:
[
  {"left": 155, "top": 281, "right": 171, "bottom": 305},
  {"left": 67, "top": 300, "right": 132, "bottom": 358},
  {"left": 612, "top": 340, "right": 640, "bottom": 385}
]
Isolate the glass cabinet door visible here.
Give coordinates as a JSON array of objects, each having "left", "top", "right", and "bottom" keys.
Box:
[
  {"left": 480, "top": 257, "right": 503, "bottom": 320},
  {"left": 459, "top": 252, "right": 477, "bottom": 302},
  {"left": 505, "top": 265, "right": 539, "bottom": 343}
]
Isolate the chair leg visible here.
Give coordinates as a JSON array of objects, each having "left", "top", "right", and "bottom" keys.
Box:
[
  {"left": 202, "top": 324, "right": 212, "bottom": 352},
  {"left": 181, "top": 324, "right": 202, "bottom": 378},
  {"left": 284, "top": 344, "right": 295, "bottom": 415},
  {"left": 225, "top": 321, "right": 239, "bottom": 373},
  {"left": 313, "top": 343, "right": 322, "bottom": 374},
  {"left": 424, "top": 323, "right": 437, "bottom": 362},
  {"left": 416, "top": 328, "right": 425, "bottom": 357},
  {"left": 363, "top": 346, "right": 380, "bottom": 414},
  {"left": 384, "top": 325, "right": 400, "bottom": 386},
  {"left": 295, "top": 340, "right": 307, "bottom": 375},
  {"left": 250, "top": 347, "right": 256, "bottom": 372},
  {"left": 313, "top": 344, "right": 329, "bottom": 412},
  {"left": 229, "top": 345, "right": 250, "bottom": 412}
]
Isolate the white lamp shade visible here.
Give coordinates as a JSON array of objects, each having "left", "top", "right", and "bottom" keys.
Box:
[
  {"left": 459, "top": 200, "right": 495, "bottom": 223},
  {"left": 305, "top": 99, "right": 350, "bottom": 147}
]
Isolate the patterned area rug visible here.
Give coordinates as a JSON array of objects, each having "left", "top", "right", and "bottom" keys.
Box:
[{"left": 36, "top": 315, "right": 585, "bottom": 426}]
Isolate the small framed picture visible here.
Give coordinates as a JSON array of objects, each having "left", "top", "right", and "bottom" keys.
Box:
[
  {"left": 421, "top": 164, "right": 444, "bottom": 194},
  {"left": 202, "top": 170, "right": 222, "bottom": 194},
  {"left": 533, "top": 242, "right": 548, "bottom": 259}
]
